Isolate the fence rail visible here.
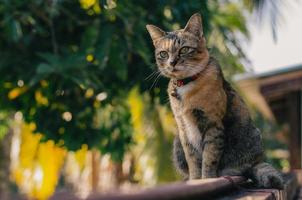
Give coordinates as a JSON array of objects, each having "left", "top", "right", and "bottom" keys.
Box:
[{"left": 51, "top": 171, "right": 301, "bottom": 200}]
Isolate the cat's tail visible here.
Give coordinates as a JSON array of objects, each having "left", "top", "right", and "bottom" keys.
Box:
[{"left": 249, "top": 162, "right": 284, "bottom": 189}]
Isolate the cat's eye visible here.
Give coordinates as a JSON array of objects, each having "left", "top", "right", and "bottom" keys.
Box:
[
  {"left": 159, "top": 51, "right": 169, "bottom": 59},
  {"left": 179, "top": 47, "right": 189, "bottom": 54}
]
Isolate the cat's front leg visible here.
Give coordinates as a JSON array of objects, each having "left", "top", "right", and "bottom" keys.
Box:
[
  {"left": 201, "top": 125, "right": 224, "bottom": 178},
  {"left": 173, "top": 116, "right": 201, "bottom": 179},
  {"left": 190, "top": 109, "right": 225, "bottom": 179},
  {"left": 180, "top": 111, "right": 204, "bottom": 179}
]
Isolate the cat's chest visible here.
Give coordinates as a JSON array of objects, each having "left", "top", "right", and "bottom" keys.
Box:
[
  {"left": 176, "top": 83, "right": 194, "bottom": 97},
  {"left": 169, "top": 82, "right": 197, "bottom": 114}
]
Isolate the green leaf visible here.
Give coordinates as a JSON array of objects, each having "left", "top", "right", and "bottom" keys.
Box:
[
  {"left": 36, "top": 63, "right": 55, "bottom": 74},
  {"left": 108, "top": 40, "right": 127, "bottom": 81},
  {"left": 6, "top": 19, "right": 23, "bottom": 42},
  {"left": 95, "top": 24, "right": 113, "bottom": 69},
  {"left": 81, "top": 21, "right": 100, "bottom": 49}
]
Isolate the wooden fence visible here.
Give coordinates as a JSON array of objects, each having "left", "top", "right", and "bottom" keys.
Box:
[{"left": 50, "top": 170, "right": 302, "bottom": 200}]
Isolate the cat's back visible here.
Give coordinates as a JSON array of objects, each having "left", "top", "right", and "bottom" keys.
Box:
[{"left": 220, "top": 79, "right": 264, "bottom": 168}]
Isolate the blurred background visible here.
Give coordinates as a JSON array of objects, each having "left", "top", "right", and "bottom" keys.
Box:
[{"left": 0, "top": 0, "right": 301, "bottom": 199}]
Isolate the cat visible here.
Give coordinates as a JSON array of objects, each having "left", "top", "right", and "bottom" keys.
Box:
[{"left": 146, "top": 13, "right": 283, "bottom": 189}]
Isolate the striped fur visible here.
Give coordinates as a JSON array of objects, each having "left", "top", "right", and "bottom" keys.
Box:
[{"left": 147, "top": 13, "right": 283, "bottom": 189}]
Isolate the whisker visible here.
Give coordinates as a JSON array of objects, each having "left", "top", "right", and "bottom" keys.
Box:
[
  {"left": 144, "top": 71, "right": 155, "bottom": 81},
  {"left": 145, "top": 70, "right": 160, "bottom": 81},
  {"left": 153, "top": 74, "right": 162, "bottom": 88},
  {"left": 165, "top": 96, "right": 170, "bottom": 104},
  {"left": 149, "top": 73, "right": 161, "bottom": 91}
]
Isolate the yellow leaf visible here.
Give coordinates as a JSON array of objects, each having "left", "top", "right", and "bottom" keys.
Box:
[
  {"left": 74, "top": 144, "right": 88, "bottom": 170},
  {"left": 11, "top": 123, "right": 67, "bottom": 200},
  {"left": 80, "top": 0, "right": 96, "bottom": 9},
  {"left": 8, "top": 87, "right": 27, "bottom": 100},
  {"left": 40, "top": 80, "right": 49, "bottom": 88},
  {"left": 29, "top": 122, "right": 37, "bottom": 131},
  {"left": 86, "top": 54, "right": 94, "bottom": 62},
  {"left": 93, "top": 3, "right": 101, "bottom": 14},
  {"left": 35, "top": 90, "right": 49, "bottom": 106},
  {"left": 127, "top": 87, "right": 145, "bottom": 143},
  {"left": 85, "top": 88, "right": 94, "bottom": 98}
]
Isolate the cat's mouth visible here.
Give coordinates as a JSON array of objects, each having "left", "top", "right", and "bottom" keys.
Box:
[
  {"left": 171, "top": 65, "right": 185, "bottom": 73},
  {"left": 167, "top": 70, "right": 188, "bottom": 79},
  {"left": 161, "top": 66, "right": 194, "bottom": 79},
  {"left": 170, "top": 69, "right": 184, "bottom": 76}
]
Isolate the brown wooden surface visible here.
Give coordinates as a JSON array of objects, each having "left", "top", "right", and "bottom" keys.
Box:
[
  {"left": 49, "top": 172, "right": 301, "bottom": 200},
  {"left": 87, "top": 176, "right": 246, "bottom": 200},
  {"left": 218, "top": 172, "right": 298, "bottom": 200},
  {"left": 92, "top": 150, "right": 100, "bottom": 192},
  {"left": 287, "top": 92, "right": 302, "bottom": 169},
  {"left": 260, "top": 77, "right": 302, "bottom": 100},
  {"left": 265, "top": 91, "right": 301, "bottom": 170},
  {"left": 258, "top": 67, "right": 302, "bottom": 170},
  {"left": 259, "top": 70, "right": 302, "bottom": 100},
  {"left": 219, "top": 189, "right": 277, "bottom": 200}
]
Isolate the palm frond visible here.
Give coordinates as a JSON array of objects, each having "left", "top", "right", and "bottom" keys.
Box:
[{"left": 244, "top": 0, "right": 284, "bottom": 41}]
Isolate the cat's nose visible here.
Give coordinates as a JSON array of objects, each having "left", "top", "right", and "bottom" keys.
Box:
[{"left": 170, "top": 60, "right": 177, "bottom": 67}]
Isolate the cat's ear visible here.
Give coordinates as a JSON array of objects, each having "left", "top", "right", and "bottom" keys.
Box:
[
  {"left": 184, "top": 13, "right": 203, "bottom": 38},
  {"left": 146, "top": 25, "right": 166, "bottom": 43}
]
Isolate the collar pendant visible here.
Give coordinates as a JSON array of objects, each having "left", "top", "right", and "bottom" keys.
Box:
[{"left": 176, "top": 80, "right": 184, "bottom": 87}]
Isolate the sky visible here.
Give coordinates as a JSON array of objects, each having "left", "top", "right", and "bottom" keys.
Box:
[{"left": 246, "top": 1, "right": 302, "bottom": 73}]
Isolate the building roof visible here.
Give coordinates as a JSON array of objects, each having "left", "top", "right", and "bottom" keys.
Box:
[{"left": 233, "top": 63, "right": 302, "bottom": 82}]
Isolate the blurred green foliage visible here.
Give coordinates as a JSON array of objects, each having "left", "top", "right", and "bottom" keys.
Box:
[
  {"left": 253, "top": 111, "right": 288, "bottom": 170},
  {"left": 0, "top": 112, "right": 10, "bottom": 140},
  {"left": 0, "top": 0, "right": 267, "bottom": 158}
]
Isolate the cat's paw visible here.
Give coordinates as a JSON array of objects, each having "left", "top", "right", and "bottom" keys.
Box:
[
  {"left": 258, "top": 173, "right": 284, "bottom": 189},
  {"left": 189, "top": 171, "right": 202, "bottom": 180},
  {"left": 201, "top": 172, "right": 217, "bottom": 179},
  {"left": 252, "top": 162, "right": 284, "bottom": 189}
]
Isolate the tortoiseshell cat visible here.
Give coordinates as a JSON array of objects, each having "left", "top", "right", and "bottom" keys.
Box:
[{"left": 146, "top": 13, "right": 283, "bottom": 189}]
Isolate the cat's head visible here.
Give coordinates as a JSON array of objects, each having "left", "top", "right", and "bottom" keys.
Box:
[{"left": 146, "top": 13, "right": 209, "bottom": 79}]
